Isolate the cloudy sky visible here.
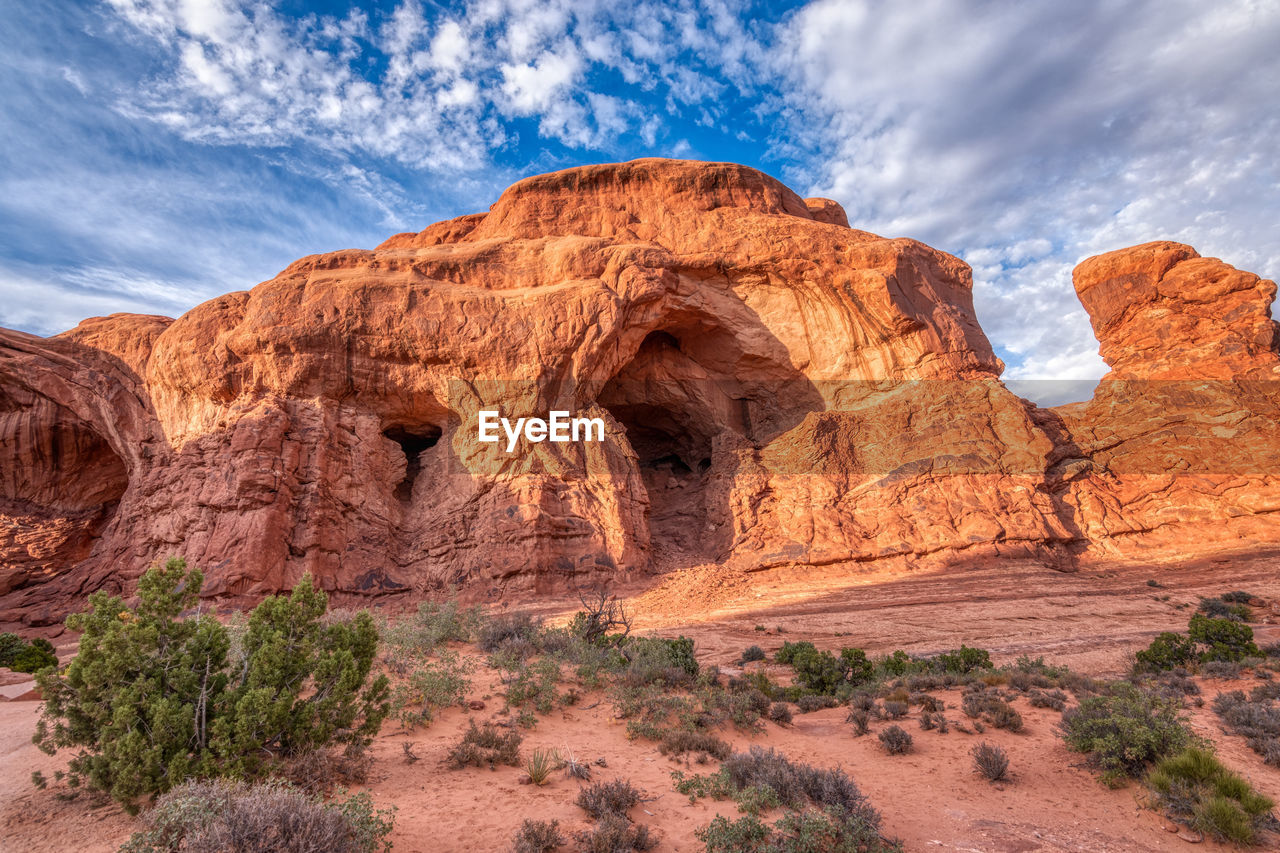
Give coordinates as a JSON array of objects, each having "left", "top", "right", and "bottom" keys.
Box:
[{"left": 2, "top": 0, "right": 1277, "bottom": 402}]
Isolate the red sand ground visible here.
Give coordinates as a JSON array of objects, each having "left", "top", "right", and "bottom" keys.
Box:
[{"left": 4, "top": 551, "right": 1280, "bottom": 852}]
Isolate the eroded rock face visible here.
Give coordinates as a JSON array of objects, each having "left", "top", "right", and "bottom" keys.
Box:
[{"left": 1, "top": 160, "right": 1277, "bottom": 623}]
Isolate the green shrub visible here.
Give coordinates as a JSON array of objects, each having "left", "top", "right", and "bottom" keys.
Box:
[
  {"left": 209, "top": 575, "right": 390, "bottom": 779},
  {"left": 1189, "top": 614, "right": 1261, "bottom": 662},
  {"left": 503, "top": 656, "right": 563, "bottom": 721},
  {"left": 768, "top": 702, "right": 794, "bottom": 725},
  {"left": 118, "top": 778, "right": 394, "bottom": 853},
  {"left": 34, "top": 561, "right": 391, "bottom": 809},
  {"left": 775, "top": 641, "right": 818, "bottom": 665},
  {"left": 10, "top": 637, "right": 57, "bottom": 673},
  {"left": 524, "top": 748, "right": 559, "bottom": 785},
  {"left": 0, "top": 632, "right": 25, "bottom": 667},
  {"left": 740, "top": 645, "right": 766, "bottom": 664},
  {"left": 876, "top": 650, "right": 916, "bottom": 677},
  {"left": 34, "top": 559, "right": 232, "bottom": 807},
  {"left": 1058, "top": 684, "right": 1191, "bottom": 782},
  {"left": 1135, "top": 632, "right": 1197, "bottom": 673},
  {"left": 838, "top": 648, "right": 875, "bottom": 685},
  {"left": 935, "top": 645, "right": 993, "bottom": 675},
  {"left": 616, "top": 636, "right": 699, "bottom": 689},
  {"left": 697, "top": 814, "right": 770, "bottom": 852},
  {"left": 775, "top": 643, "right": 877, "bottom": 695},
  {"left": 1145, "top": 747, "right": 1274, "bottom": 844}
]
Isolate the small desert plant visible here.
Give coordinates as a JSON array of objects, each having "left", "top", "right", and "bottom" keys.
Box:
[
  {"left": 883, "top": 700, "right": 908, "bottom": 720},
  {"left": 697, "top": 807, "right": 897, "bottom": 852},
  {"left": 392, "top": 650, "right": 475, "bottom": 728},
  {"left": 502, "top": 656, "right": 565, "bottom": 723},
  {"left": 658, "top": 729, "right": 731, "bottom": 760},
  {"left": 118, "top": 779, "right": 394, "bottom": 853},
  {"left": 1202, "top": 660, "right": 1244, "bottom": 679},
  {"left": 1145, "top": 747, "right": 1274, "bottom": 844},
  {"left": 381, "top": 598, "right": 482, "bottom": 665},
  {"left": 576, "top": 813, "right": 655, "bottom": 853},
  {"left": 1197, "top": 596, "right": 1253, "bottom": 623},
  {"left": 568, "top": 589, "right": 632, "bottom": 646},
  {"left": 577, "top": 779, "right": 644, "bottom": 820},
  {"left": 972, "top": 742, "right": 1009, "bottom": 781},
  {"left": 718, "top": 747, "right": 869, "bottom": 813},
  {"left": 848, "top": 708, "right": 871, "bottom": 736},
  {"left": 1027, "top": 688, "right": 1068, "bottom": 711},
  {"left": 448, "top": 720, "right": 523, "bottom": 768},
  {"left": 1059, "top": 684, "right": 1190, "bottom": 782},
  {"left": 479, "top": 611, "right": 541, "bottom": 653},
  {"left": 878, "top": 725, "right": 913, "bottom": 755},
  {"left": 562, "top": 749, "right": 593, "bottom": 781},
  {"left": 511, "top": 818, "right": 564, "bottom": 853},
  {"left": 795, "top": 693, "right": 840, "bottom": 713},
  {"left": 848, "top": 692, "right": 877, "bottom": 712},
  {"left": 912, "top": 693, "right": 942, "bottom": 712},
  {"left": 740, "top": 645, "right": 766, "bottom": 664},
  {"left": 524, "top": 748, "right": 559, "bottom": 785},
  {"left": 1212, "top": 687, "right": 1280, "bottom": 766},
  {"left": 961, "top": 689, "right": 1023, "bottom": 732},
  {"left": 768, "top": 702, "right": 794, "bottom": 725}
]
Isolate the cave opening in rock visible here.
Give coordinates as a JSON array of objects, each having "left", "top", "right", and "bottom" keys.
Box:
[
  {"left": 0, "top": 408, "right": 130, "bottom": 566},
  {"left": 599, "top": 329, "right": 738, "bottom": 559},
  {"left": 384, "top": 425, "right": 443, "bottom": 503}
]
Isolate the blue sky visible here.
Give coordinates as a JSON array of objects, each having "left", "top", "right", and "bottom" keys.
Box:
[{"left": 2, "top": 0, "right": 1277, "bottom": 402}]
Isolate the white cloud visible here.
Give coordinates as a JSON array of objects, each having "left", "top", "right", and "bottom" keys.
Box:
[{"left": 500, "top": 44, "right": 582, "bottom": 114}]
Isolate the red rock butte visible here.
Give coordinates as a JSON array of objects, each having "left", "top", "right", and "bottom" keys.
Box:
[{"left": 2, "top": 159, "right": 1279, "bottom": 625}]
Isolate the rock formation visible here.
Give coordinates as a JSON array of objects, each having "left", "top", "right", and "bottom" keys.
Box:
[{"left": 1, "top": 160, "right": 1277, "bottom": 624}]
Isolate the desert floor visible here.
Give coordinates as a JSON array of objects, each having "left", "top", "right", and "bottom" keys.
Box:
[{"left": 4, "top": 549, "right": 1280, "bottom": 852}]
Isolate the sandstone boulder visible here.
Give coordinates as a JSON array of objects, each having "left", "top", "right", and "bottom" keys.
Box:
[{"left": 0, "top": 160, "right": 1277, "bottom": 623}]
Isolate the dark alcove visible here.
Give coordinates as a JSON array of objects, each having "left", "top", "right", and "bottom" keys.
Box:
[{"left": 383, "top": 425, "right": 443, "bottom": 503}]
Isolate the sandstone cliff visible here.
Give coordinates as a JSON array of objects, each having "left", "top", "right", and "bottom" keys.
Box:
[{"left": 1, "top": 160, "right": 1277, "bottom": 624}]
